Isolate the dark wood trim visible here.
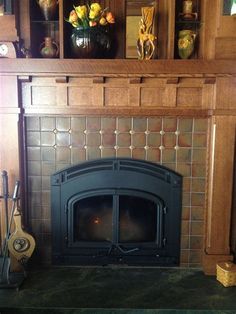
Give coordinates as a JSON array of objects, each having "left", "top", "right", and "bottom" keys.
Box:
[{"left": 0, "top": 59, "right": 236, "bottom": 75}]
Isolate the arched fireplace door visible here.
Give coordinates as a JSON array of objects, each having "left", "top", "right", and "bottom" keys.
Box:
[{"left": 51, "top": 158, "right": 182, "bottom": 266}]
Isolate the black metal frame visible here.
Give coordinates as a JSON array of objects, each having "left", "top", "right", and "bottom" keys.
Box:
[{"left": 51, "top": 158, "right": 182, "bottom": 266}]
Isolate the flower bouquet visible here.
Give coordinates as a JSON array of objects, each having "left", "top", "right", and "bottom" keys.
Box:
[{"left": 66, "top": 3, "right": 115, "bottom": 58}]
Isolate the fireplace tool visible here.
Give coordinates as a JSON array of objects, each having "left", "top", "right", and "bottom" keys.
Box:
[{"left": 0, "top": 171, "right": 35, "bottom": 289}]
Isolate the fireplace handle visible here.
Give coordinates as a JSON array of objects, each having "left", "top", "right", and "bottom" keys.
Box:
[{"left": 108, "top": 244, "right": 139, "bottom": 255}]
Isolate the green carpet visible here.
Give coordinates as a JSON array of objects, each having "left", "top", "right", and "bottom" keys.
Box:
[{"left": 0, "top": 267, "right": 236, "bottom": 313}]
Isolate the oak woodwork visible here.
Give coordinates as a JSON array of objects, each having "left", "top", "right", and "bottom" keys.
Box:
[
  {"left": 0, "top": 59, "right": 236, "bottom": 75},
  {"left": 205, "top": 116, "right": 236, "bottom": 255},
  {"left": 1, "top": 0, "right": 236, "bottom": 275}
]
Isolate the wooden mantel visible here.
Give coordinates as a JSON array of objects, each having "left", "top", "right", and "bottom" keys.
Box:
[
  {"left": 0, "top": 59, "right": 236, "bottom": 75},
  {"left": 0, "top": 58, "right": 236, "bottom": 274}
]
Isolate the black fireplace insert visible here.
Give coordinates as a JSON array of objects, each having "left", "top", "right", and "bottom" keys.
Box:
[{"left": 51, "top": 158, "right": 182, "bottom": 266}]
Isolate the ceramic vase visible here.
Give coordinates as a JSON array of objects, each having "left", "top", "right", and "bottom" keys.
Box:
[
  {"left": 178, "top": 30, "right": 196, "bottom": 59},
  {"left": 70, "top": 26, "right": 113, "bottom": 59},
  {"left": 40, "top": 37, "right": 59, "bottom": 58},
  {"left": 37, "top": 0, "right": 58, "bottom": 21}
]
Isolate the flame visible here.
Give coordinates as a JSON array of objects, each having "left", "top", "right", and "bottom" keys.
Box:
[{"left": 94, "top": 217, "right": 100, "bottom": 224}]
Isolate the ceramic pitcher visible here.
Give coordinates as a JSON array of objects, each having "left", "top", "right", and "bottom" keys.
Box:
[{"left": 178, "top": 30, "right": 196, "bottom": 59}]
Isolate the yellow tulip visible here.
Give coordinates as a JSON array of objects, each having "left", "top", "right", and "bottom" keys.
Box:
[
  {"left": 89, "top": 3, "right": 102, "bottom": 19},
  {"left": 74, "top": 5, "right": 87, "bottom": 20},
  {"left": 99, "top": 17, "right": 107, "bottom": 26},
  {"left": 90, "top": 3, "right": 102, "bottom": 12}
]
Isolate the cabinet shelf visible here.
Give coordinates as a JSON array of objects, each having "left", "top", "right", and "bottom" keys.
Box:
[{"left": 22, "top": 0, "right": 203, "bottom": 60}]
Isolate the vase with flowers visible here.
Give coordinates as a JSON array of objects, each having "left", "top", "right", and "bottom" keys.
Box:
[{"left": 66, "top": 3, "right": 115, "bottom": 58}]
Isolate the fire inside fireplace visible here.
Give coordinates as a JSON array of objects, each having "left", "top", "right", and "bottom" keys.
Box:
[{"left": 51, "top": 158, "right": 182, "bottom": 266}]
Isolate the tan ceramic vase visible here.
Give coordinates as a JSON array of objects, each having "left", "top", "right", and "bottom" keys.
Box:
[
  {"left": 40, "top": 37, "right": 59, "bottom": 58},
  {"left": 37, "top": 0, "right": 58, "bottom": 21}
]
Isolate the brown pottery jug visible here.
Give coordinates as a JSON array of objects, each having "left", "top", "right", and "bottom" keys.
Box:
[{"left": 40, "top": 37, "right": 59, "bottom": 58}]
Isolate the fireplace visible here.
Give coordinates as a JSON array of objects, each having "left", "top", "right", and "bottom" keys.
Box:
[{"left": 51, "top": 158, "right": 182, "bottom": 266}]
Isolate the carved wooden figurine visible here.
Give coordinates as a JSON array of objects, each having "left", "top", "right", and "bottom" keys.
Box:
[{"left": 137, "top": 7, "right": 156, "bottom": 60}]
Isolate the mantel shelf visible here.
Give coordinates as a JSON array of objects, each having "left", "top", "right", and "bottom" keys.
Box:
[{"left": 0, "top": 59, "right": 236, "bottom": 76}]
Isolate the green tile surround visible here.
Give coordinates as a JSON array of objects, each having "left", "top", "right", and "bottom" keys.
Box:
[
  {"left": 0, "top": 267, "right": 236, "bottom": 313},
  {"left": 25, "top": 116, "right": 208, "bottom": 267}
]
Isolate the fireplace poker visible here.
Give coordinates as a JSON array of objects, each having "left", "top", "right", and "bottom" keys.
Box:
[
  {"left": 0, "top": 180, "right": 20, "bottom": 282},
  {"left": 1, "top": 171, "right": 9, "bottom": 252}
]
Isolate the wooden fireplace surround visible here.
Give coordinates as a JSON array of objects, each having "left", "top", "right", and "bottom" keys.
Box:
[{"left": 0, "top": 58, "right": 236, "bottom": 274}]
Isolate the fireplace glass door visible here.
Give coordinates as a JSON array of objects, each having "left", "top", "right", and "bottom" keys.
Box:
[{"left": 69, "top": 190, "right": 164, "bottom": 250}]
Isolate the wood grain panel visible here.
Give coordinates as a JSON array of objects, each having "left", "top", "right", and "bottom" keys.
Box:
[
  {"left": 104, "top": 87, "right": 129, "bottom": 106},
  {"left": 32, "top": 86, "right": 57, "bottom": 106},
  {"left": 140, "top": 87, "right": 164, "bottom": 107},
  {"left": 216, "top": 77, "right": 236, "bottom": 109},
  {"left": 0, "top": 76, "right": 18, "bottom": 108},
  {"left": 68, "top": 87, "right": 93, "bottom": 107},
  {"left": 177, "top": 87, "right": 202, "bottom": 107},
  {"left": 215, "top": 37, "right": 236, "bottom": 59}
]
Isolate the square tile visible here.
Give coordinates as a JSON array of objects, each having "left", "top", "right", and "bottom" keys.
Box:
[
  {"left": 146, "top": 148, "right": 160, "bottom": 162},
  {"left": 177, "top": 148, "right": 192, "bottom": 162},
  {"left": 147, "top": 117, "right": 162, "bottom": 132},
  {"left": 133, "top": 117, "right": 147, "bottom": 132},
  {"left": 71, "top": 132, "right": 86, "bottom": 147},
  {"left": 192, "top": 178, "right": 205, "bottom": 192},
  {"left": 176, "top": 163, "right": 191, "bottom": 177},
  {"left": 191, "top": 193, "right": 205, "bottom": 206},
  {"left": 178, "top": 118, "right": 193, "bottom": 132},
  {"left": 87, "top": 133, "right": 101, "bottom": 147},
  {"left": 27, "top": 147, "right": 41, "bottom": 161},
  {"left": 163, "top": 118, "right": 177, "bottom": 132},
  {"left": 41, "top": 117, "right": 56, "bottom": 131},
  {"left": 194, "top": 118, "right": 208, "bottom": 133},
  {"left": 28, "top": 161, "right": 41, "bottom": 176},
  {"left": 71, "top": 148, "right": 86, "bottom": 164},
  {"left": 192, "top": 149, "right": 206, "bottom": 163},
  {"left": 132, "top": 148, "right": 146, "bottom": 160},
  {"left": 56, "top": 147, "right": 71, "bottom": 163},
  {"left": 116, "top": 148, "right": 131, "bottom": 158},
  {"left": 193, "top": 133, "right": 207, "bottom": 147},
  {"left": 41, "top": 147, "right": 56, "bottom": 161},
  {"left": 101, "top": 117, "right": 116, "bottom": 132},
  {"left": 71, "top": 117, "right": 86, "bottom": 132},
  {"left": 102, "top": 133, "right": 116, "bottom": 147},
  {"left": 132, "top": 133, "right": 146, "bottom": 147},
  {"left": 147, "top": 133, "right": 161, "bottom": 147},
  {"left": 191, "top": 207, "right": 204, "bottom": 221},
  {"left": 26, "top": 116, "right": 40, "bottom": 131},
  {"left": 117, "top": 133, "right": 131, "bottom": 147},
  {"left": 162, "top": 149, "right": 176, "bottom": 163},
  {"left": 178, "top": 133, "right": 192, "bottom": 147},
  {"left": 56, "top": 117, "right": 70, "bottom": 131},
  {"left": 41, "top": 132, "right": 55, "bottom": 146},
  {"left": 192, "top": 164, "right": 206, "bottom": 177},
  {"left": 86, "top": 117, "right": 101, "bottom": 132},
  {"left": 27, "top": 131, "right": 41, "bottom": 146},
  {"left": 101, "top": 148, "right": 116, "bottom": 158},
  {"left": 190, "top": 236, "right": 203, "bottom": 250},
  {"left": 117, "top": 117, "right": 131, "bottom": 132},
  {"left": 191, "top": 221, "right": 204, "bottom": 236},
  {"left": 41, "top": 161, "right": 56, "bottom": 176},
  {"left": 163, "top": 133, "right": 177, "bottom": 147},
  {"left": 86, "top": 147, "right": 101, "bottom": 160}
]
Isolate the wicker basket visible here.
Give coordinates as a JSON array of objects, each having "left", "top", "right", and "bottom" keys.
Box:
[{"left": 216, "top": 262, "right": 236, "bottom": 287}]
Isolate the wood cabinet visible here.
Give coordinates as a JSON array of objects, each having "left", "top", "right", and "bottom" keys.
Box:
[{"left": 18, "top": 0, "right": 205, "bottom": 59}]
